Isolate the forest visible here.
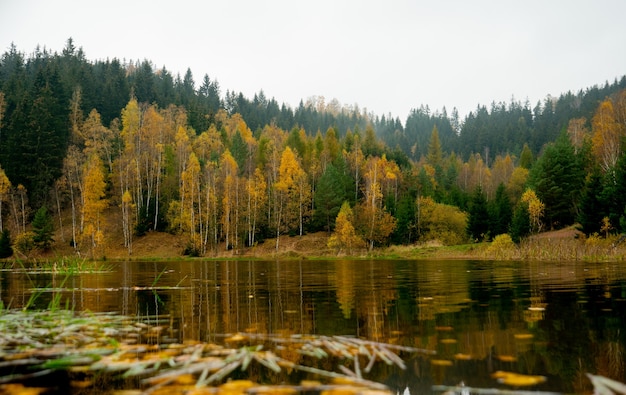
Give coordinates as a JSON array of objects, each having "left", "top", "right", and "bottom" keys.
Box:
[{"left": 0, "top": 38, "right": 626, "bottom": 258}]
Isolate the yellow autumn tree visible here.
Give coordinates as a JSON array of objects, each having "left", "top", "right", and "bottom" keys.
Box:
[
  {"left": 82, "top": 109, "right": 114, "bottom": 171},
  {"left": 0, "top": 166, "right": 11, "bottom": 232},
  {"left": 592, "top": 99, "right": 623, "bottom": 173},
  {"left": 328, "top": 201, "right": 364, "bottom": 254},
  {"left": 219, "top": 150, "right": 239, "bottom": 251},
  {"left": 521, "top": 188, "right": 544, "bottom": 233},
  {"left": 507, "top": 166, "right": 529, "bottom": 207},
  {"left": 416, "top": 196, "right": 467, "bottom": 245},
  {"left": 180, "top": 152, "right": 202, "bottom": 254},
  {"left": 274, "top": 147, "right": 309, "bottom": 249},
  {"left": 491, "top": 154, "right": 514, "bottom": 191},
  {"left": 121, "top": 189, "right": 135, "bottom": 255},
  {"left": 246, "top": 167, "right": 267, "bottom": 247},
  {"left": 356, "top": 156, "right": 397, "bottom": 250},
  {"left": 82, "top": 155, "right": 108, "bottom": 257}
]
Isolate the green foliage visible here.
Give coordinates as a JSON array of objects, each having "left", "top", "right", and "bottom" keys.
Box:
[
  {"left": 416, "top": 196, "right": 467, "bottom": 245},
  {"left": 486, "top": 233, "right": 516, "bottom": 258},
  {"left": 489, "top": 183, "right": 512, "bottom": 236},
  {"left": 529, "top": 132, "right": 585, "bottom": 228},
  {"left": 313, "top": 163, "right": 353, "bottom": 232},
  {"left": 519, "top": 143, "right": 534, "bottom": 169},
  {"left": 1, "top": 41, "right": 626, "bottom": 258},
  {"left": 510, "top": 203, "right": 530, "bottom": 243},
  {"left": 14, "top": 231, "right": 35, "bottom": 257},
  {"left": 0, "top": 229, "right": 12, "bottom": 258},
  {"left": 32, "top": 206, "right": 54, "bottom": 250},
  {"left": 578, "top": 170, "right": 606, "bottom": 235},
  {"left": 426, "top": 125, "right": 442, "bottom": 167},
  {"left": 229, "top": 130, "right": 248, "bottom": 172},
  {"left": 467, "top": 186, "right": 490, "bottom": 241},
  {"left": 391, "top": 193, "right": 417, "bottom": 244}
]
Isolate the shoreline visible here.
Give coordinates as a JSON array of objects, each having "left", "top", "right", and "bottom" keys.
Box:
[{"left": 9, "top": 226, "right": 626, "bottom": 263}]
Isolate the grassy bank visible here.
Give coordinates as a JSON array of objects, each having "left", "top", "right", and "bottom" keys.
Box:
[{"left": 14, "top": 219, "right": 626, "bottom": 262}]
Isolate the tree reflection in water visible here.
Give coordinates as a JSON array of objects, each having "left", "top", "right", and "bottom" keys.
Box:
[{"left": 1, "top": 259, "right": 625, "bottom": 393}]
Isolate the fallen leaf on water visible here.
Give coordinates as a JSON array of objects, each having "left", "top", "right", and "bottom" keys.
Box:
[
  {"left": 496, "top": 355, "right": 517, "bottom": 362},
  {"left": 225, "top": 333, "right": 246, "bottom": 343},
  {"left": 431, "top": 359, "right": 453, "bottom": 366},
  {"left": 492, "top": 371, "right": 546, "bottom": 386},
  {"left": 253, "top": 386, "right": 298, "bottom": 395},
  {"left": 0, "top": 384, "right": 47, "bottom": 395},
  {"left": 320, "top": 387, "right": 360, "bottom": 395},
  {"left": 219, "top": 379, "right": 256, "bottom": 391}
]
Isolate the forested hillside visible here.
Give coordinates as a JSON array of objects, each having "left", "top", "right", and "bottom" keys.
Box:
[{"left": 0, "top": 39, "right": 625, "bottom": 258}]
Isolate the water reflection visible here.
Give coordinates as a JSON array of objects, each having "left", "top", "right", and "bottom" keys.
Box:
[{"left": 1, "top": 259, "right": 625, "bottom": 393}]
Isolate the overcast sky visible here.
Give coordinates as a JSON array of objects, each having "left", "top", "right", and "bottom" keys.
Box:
[{"left": 1, "top": 0, "right": 625, "bottom": 121}]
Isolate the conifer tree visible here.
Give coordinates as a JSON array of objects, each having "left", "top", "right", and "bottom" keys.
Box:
[
  {"left": 467, "top": 186, "right": 490, "bottom": 241},
  {"left": 0, "top": 229, "right": 12, "bottom": 258},
  {"left": 489, "top": 183, "right": 512, "bottom": 236},
  {"left": 578, "top": 170, "right": 605, "bottom": 235},
  {"left": 32, "top": 206, "right": 54, "bottom": 250},
  {"left": 510, "top": 202, "right": 531, "bottom": 243},
  {"left": 0, "top": 166, "right": 11, "bottom": 233},
  {"left": 327, "top": 202, "right": 364, "bottom": 254},
  {"left": 529, "top": 132, "right": 584, "bottom": 228}
]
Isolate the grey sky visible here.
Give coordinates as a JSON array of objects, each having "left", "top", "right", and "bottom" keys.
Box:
[{"left": 1, "top": 0, "right": 625, "bottom": 121}]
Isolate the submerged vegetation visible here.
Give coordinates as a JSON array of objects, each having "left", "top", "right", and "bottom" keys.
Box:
[
  {"left": 0, "top": 307, "right": 623, "bottom": 394},
  {"left": 0, "top": 257, "right": 111, "bottom": 274},
  {"left": 0, "top": 308, "right": 421, "bottom": 394}
]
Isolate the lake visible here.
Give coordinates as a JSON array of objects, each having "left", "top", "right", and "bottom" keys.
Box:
[{"left": 1, "top": 259, "right": 625, "bottom": 394}]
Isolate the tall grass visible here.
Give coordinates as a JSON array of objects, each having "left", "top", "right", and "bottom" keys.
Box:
[{"left": 477, "top": 233, "right": 626, "bottom": 261}]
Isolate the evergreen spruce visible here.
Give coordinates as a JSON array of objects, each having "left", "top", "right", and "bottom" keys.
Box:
[
  {"left": 467, "top": 186, "right": 490, "bottom": 241},
  {"left": 0, "top": 229, "right": 12, "bottom": 258},
  {"left": 313, "top": 163, "right": 353, "bottom": 232},
  {"left": 510, "top": 203, "right": 531, "bottom": 243},
  {"left": 489, "top": 183, "right": 513, "bottom": 236},
  {"left": 32, "top": 206, "right": 54, "bottom": 250},
  {"left": 578, "top": 170, "right": 605, "bottom": 235},
  {"left": 529, "top": 132, "right": 585, "bottom": 229}
]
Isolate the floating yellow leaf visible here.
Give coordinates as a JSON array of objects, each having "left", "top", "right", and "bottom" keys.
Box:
[
  {"left": 492, "top": 371, "right": 546, "bottom": 386},
  {"left": 514, "top": 333, "right": 534, "bottom": 340},
  {"left": 225, "top": 333, "right": 246, "bottom": 343},
  {"left": 435, "top": 326, "right": 453, "bottom": 331},
  {"left": 331, "top": 377, "right": 361, "bottom": 386},
  {"left": 174, "top": 374, "right": 196, "bottom": 385},
  {"left": 321, "top": 387, "right": 359, "bottom": 395},
  {"left": 454, "top": 353, "right": 472, "bottom": 360},
  {"left": 252, "top": 386, "right": 297, "bottom": 395},
  {"left": 440, "top": 338, "right": 457, "bottom": 344},
  {"left": 70, "top": 380, "right": 93, "bottom": 388},
  {"left": 430, "top": 359, "right": 453, "bottom": 366},
  {"left": 0, "top": 384, "right": 48, "bottom": 395},
  {"left": 218, "top": 380, "right": 256, "bottom": 394},
  {"left": 497, "top": 355, "right": 517, "bottom": 362}
]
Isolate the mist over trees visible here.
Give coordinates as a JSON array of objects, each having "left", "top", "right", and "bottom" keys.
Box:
[{"left": 1, "top": 38, "right": 626, "bottom": 256}]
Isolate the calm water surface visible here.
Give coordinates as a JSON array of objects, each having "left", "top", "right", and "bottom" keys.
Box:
[{"left": 1, "top": 259, "right": 625, "bottom": 394}]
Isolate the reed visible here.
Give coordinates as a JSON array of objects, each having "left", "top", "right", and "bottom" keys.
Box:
[{"left": 1, "top": 308, "right": 623, "bottom": 394}]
